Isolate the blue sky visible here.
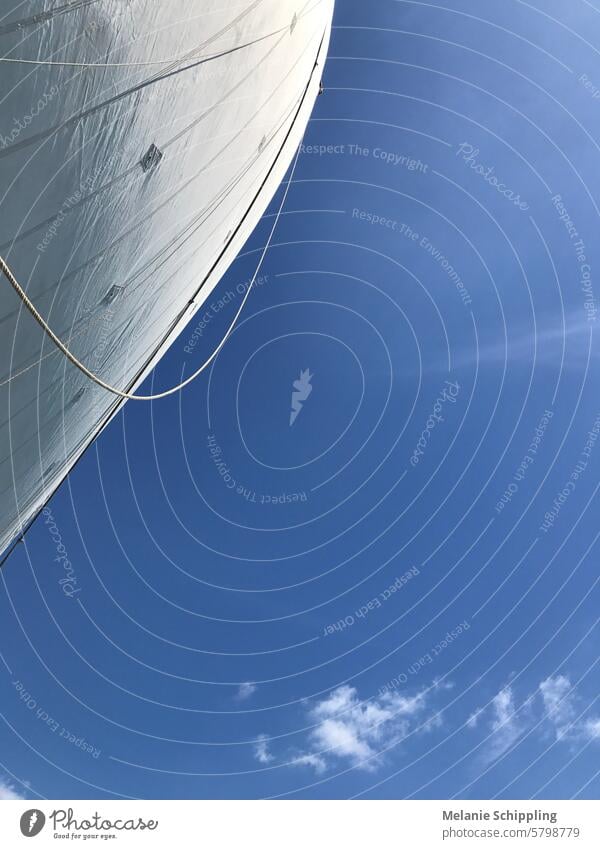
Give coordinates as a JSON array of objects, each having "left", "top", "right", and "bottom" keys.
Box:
[{"left": 2, "top": 0, "right": 600, "bottom": 800}]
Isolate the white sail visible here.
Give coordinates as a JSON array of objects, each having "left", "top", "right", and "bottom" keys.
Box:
[{"left": 0, "top": 0, "right": 334, "bottom": 555}]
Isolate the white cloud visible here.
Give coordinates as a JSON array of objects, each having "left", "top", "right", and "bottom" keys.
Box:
[
  {"left": 295, "top": 685, "right": 429, "bottom": 773},
  {"left": 539, "top": 675, "right": 577, "bottom": 740},
  {"left": 468, "top": 687, "right": 526, "bottom": 763},
  {"left": 466, "top": 707, "right": 483, "bottom": 729},
  {"left": 253, "top": 684, "right": 443, "bottom": 774},
  {"left": 422, "top": 711, "right": 444, "bottom": 733},
  {"left": 253, "top": 734, "right": 274, "bottom": 764},
  {"left": 291, "top": 753, "right": 327, "bottom": 774},
  {"left": 539, "top": 675, "right": 600, "bottom": 744},
  {"left": 583, "top": 718, "right": 600, "bottom": 740},
  {"left": 236, "top": 682, "right": 257, "bottom": 702},
  {"left": 468, "top": 675, "right": 600, "bottom": 762},
  {"left": 0, "top": 778, "right": 23, "bottom": 800},
  {"left": 487, "top": 687, "right": 524, "bottom": 760},
  {"left": 433, "top": 678, "right": 455, "bottom": 692}
]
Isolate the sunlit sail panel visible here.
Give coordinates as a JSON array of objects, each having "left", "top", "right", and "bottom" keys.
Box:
[{"left": 0, "top": 0, "right": 334, "bottom": 554}]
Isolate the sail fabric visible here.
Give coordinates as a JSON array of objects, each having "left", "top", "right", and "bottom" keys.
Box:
[{"left": 0, "top": 0, "right": 334, "bottom": 554}]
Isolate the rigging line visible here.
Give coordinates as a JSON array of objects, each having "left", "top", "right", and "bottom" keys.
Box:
[
  {"left": 0, "top": 82, "right": 304, "bottom": 397},
  {"left": 0, "top": 112, "right": 307, "bottom": 403},
  {"left": 0, "top": 24, "right": 327, "bottom": 402},
  {"left": 0, "top": 140, "right": 302, "bottom": 401},
  {"left": 1, "top": 59, "right": 308, "bottom": 340},
  {"left": 0, "top": 84, "right": 298, "bottom": 386},
  {"left": 119, "top": 94, "right": 306, "bottom": 293},
  {"left": 0, "top": 17, "right": 328, "bottom": 569},
  {"left": 0, "top": 125, "right": 328, "bottom": 573}
]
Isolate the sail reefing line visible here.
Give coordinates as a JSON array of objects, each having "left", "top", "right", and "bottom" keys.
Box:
[{"left": 0, "top": 29, "right": 324, "bottom": 401}]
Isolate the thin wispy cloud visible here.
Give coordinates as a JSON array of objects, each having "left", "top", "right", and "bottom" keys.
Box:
[
  {"left": 291, "top": 753, "right": 327, "bottom": 774},
  {"left": 236, "top": 682, "right": 257, "bottom": 702},
  {"left": 467, "top": 675, "right": 600, "bottom": 762},
  {"left": 467, "top": 707, "right": 484, "bottom": 729},
  {"left": 253, "top": 735, "right": 274, "bottom": 764},
  {"left": 539, "top": 675, "right": 578, "bottom": 740},
  {"left": 450, "top": 312, "right": 597, "bottom": 373},
  {"left": 488, "top": 687, "right": 526, "bottom": 760},
  {"left": 466, "top": 684, "right": 532, "bottom": 764}
]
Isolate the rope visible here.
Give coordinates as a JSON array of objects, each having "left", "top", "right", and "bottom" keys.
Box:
[{"left": 0, "top": 138, "right": 304, "bottom": 401}]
